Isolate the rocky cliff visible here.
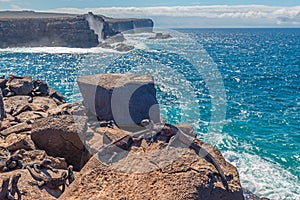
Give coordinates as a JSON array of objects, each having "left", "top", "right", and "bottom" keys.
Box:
[
  {"left": 0, "top": 75, "right": 271, "bottom": 200},
  {"left": 0, "top": 11, "right": 154, "bottom": 48}
]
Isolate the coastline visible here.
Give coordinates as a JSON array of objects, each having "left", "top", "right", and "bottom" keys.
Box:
[
  {"left": 0, "top": 74, "right": 273, "bottom": 199},
  {"left": 0, "top": 10, "right": 296, "bottom": 198}
]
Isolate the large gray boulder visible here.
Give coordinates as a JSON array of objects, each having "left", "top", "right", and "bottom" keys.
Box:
[{"left": 77, "top": 74, "right": 160, "bottom": 130}]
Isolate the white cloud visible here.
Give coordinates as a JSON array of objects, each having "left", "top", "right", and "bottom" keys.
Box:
[
  {"left": 9, "top": 4, "right": 22, "bottom": 10},
  {"left": 0, "top": 0, "right": 14, "bottom": 2},
  {"left": 46, "top": 5, "right": 300, "bottom": 27}
]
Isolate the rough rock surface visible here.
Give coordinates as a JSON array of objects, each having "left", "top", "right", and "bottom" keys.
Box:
[
  {"left": 0, "top": 167, "right": 75, "bottom": 200},
  {"left": 6, "top": 76, "right": 34, "bottom": 95},
  {"left": 59, "top": 137, "right": 244, "bottom": 200},
  {"left": 31, "top": 115, "right": 90, "bottom": 171},
  {"left": 77, "top": 74, "right": 160, "bottom": 130},
  {"left": 0, "top": 16, "right": 98, "bottom": 48},
  {"left": 0, "top": 75, "right": 269, "bottom": 200}
]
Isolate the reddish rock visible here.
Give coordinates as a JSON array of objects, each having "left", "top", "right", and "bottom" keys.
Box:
[
  {"left": 1, "top": 121, "right": 32, "bottom": 136},
  {"left": 31, "top": 115, "right": 90, "bottom": 171},
  {"left": 4, "top": 133, "right": 35, "bottom": 151},
  {"left": 60, "top": 132, "right": 244, "bottom": 200}
]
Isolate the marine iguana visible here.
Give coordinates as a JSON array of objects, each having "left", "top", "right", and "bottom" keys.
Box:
[
  {"left": 26, "top": 166, "right": 68, "bottom": 192},
  {"left": 145, "top": 119, "right": 230, "bottom": 191},
  {"left": 0, "top": 147, "right": 23, "bottom": 172},
  {"left": 9, "top": 173, "right": 21, "bottom": 200},
  {"left": 0, "top": 178, "right": 14, "bottom": 200},
  {"left": 0, "top": 88, "right": 5, "bottom": 121},
  {"left": 22, "top": 159, "right": 58, "bottom": 173},
  {"left": 98, "top": 119, "right": 230, "bottom": 191},
  {"left": 67, "top": 165, "right": 75, "bottom": 185}
]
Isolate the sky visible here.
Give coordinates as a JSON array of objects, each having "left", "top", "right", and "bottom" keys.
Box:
[{"left": 1, "top": 0, "right": 300, "bottom": 27}]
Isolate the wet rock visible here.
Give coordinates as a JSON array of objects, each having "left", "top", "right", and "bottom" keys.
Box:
[
  {"left": 77, "top": 74, "right": 160, "bottom": 130},
  {"left": 98, "top": 42, "right": 134, "bottom": 52},
  {"left": 148, "top": 32, "right": 172, "bottom": 40},
  {"left": 6, "top": 76, "right": 34, "bottom": 95},
  {"left": 243, "top": 189, "right": 270, "bottom": 200},
  {"left": 31, "top": 115, "right": 90, "bottom": 171},
  {"left": 114, "top": 43, "right": 135, "bottom": 52}
]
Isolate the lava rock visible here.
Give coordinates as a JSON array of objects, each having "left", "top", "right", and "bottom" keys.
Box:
[
  {"left": 77, "top": 74, "right": 160, "bottom": 130},
  {"left": 6, "top": 76, "right": 33, "bottom": 95},
  {"left": 31, "top": 115, "right": 90, "bottom": 171}
]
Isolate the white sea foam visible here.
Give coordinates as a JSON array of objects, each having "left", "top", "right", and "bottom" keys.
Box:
[
  {"left": 195, "top": 129, "right": 300, "bottom": 199},
  {"left": 224, "top": 150, "right": 300, "bottom": 200}
]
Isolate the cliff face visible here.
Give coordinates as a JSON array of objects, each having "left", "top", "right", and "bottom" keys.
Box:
[
  {"left": 0, "top": 17, "right": 99, "bottom": 48},
  {"left": 0, "top": 11, "right": 154, "bottom": 48},
  {"left": 105, "top": 18, "right": 154, "bottom": 34}
]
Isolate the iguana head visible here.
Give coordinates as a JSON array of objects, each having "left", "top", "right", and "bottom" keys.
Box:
[
  {"left": 68, "top": 165, "right": 73, "bottom": 172},
  {"left": 12, "top": 173, "right": 21, "bottom": 182},
  {"left": 42, "top": 159, "right": 52, "bottom": 165}
]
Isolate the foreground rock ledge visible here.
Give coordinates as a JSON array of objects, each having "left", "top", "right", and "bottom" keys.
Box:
[{"left": 59, "top": 138, "right": 244, "bottom": 200}]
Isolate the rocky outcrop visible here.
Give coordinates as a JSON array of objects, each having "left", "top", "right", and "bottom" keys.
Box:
[
  {"left": 148, "top": 32, "right": 173, "bottom": 40},
  {"left": 31, "top": 115, "right": 90, "bottom": 171},
  {"left": 59, "top": 128, "right": 244, "bottom": 200},
  {"left": 77, "top": 74, "right": 160, "bottom": 130},
  {"left": 0, "top": 11, "right": 154, "bottom": 48},
  {"left": 0, "top": 74, "right": 270, "bottom": 200}
]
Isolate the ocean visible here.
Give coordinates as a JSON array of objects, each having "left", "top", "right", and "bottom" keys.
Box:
[{"left": 0, "top": 28, "right": 299, "bottom": 199}]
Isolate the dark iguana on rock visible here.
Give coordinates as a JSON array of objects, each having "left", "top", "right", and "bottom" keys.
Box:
[
  {"left": 0, "top": 178, "right": 14, "bottom": 200},
  {"left": 98, "top": 119, "right": 230, "bottom": 191},
  {"left": 149, "top": 119, "right": 230, "bottom": 191},
  {"left": 23, "top": 159, "right": 58, "bottom": 173},
  {"left": 0, "top": 147, "right": 23, "bottom": 172},
  {"left": 67, "top": 165, "right": 75, "bottom": 185},
  {"left": 26, "top": 166, "right": 68, "bottom": 192},
  {"left": 0, "top": 88, "right": 5, "bottom": 121},
  {"left": 9, "top": 173, "right": 21, "bottom": 200}
]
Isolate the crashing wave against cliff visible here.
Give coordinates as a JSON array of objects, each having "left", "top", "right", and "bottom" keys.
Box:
[{"left": 0, "top": 11, "right": 154, "bottom": 48}]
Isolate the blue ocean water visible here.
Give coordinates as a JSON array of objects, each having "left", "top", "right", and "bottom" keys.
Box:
[{"left": 0, "top": 28, "right": 299, "bottom": 199}]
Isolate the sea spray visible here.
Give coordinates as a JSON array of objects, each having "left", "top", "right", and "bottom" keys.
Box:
[{"left": 85, "top": 13, "right": 104, "bottom": 42}]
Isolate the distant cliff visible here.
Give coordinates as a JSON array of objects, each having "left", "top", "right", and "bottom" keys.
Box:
[{"left": 0, "top": 11, "right": 154, "bottom": 48}]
